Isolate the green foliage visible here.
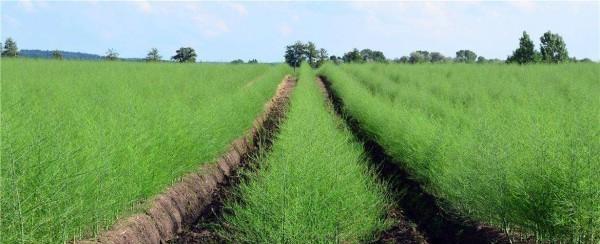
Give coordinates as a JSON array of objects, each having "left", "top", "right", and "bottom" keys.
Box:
[
  {"left": 393, "top": 56, "right": 409, "bottom": 63},
  {"left": 2, "top": 37, "right": 19, "bottom": 57},
  {"left": 476, "top": 56, "right": 486, "bottom": 63},
  {"left": 507, "top": 31, "right": 536, "bottom": 64},
  {"left": 316, "top": 48, "right": 329, "bottom": 67},
  {"left": 248, "top": 59, "right": 258, "bottom": 64},
  {"left": 306, "top": 41, "right": 318, "bottom": 67},
  {"left": 455, "top": 49, "right": 477, "bottom": 63},
  {"left": 52, "top": 50, "right": 63, "bottom": 60},
  {"left": 540, "top": 31, "right": 569, "bottom": 63},
  {"left": 319, "top": 63, "right": 600, "bottom": 242},
  {"left": 409, "top": 50, "right": 430, "bottom": 63},
  {"left": 284, "top": 41, "right": 307, "bottom": 69},
  {"left": 360, "top": 48, "right": 387, "bottom": 63},
  {"left": 171, "top": 47, "right": 196, "bottom": 63},
  {"left": 230, "top": 59, "right": 244, "bottom": 64},
  {"left": 222, "top": 64, "right": 389, "bottom": 242},
  {"left": 145, "top": 48, "right": 161, "bottom": 62},
  {"left": 430, "top": 52, "right": 446, "bottom": 63},
  {"left": 105, "top": 48, "right": 119, "bottom": 61},
  {"left": 0, "top": 59, "right": 290, "bottom": 243},
  {"left": 342, "top": 48, "right": 364, "bottom": 63}
]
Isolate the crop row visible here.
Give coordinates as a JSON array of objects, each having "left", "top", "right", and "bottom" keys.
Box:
[
  {"left": 1, "top": 59, "right": 290, "bottom": 243},
  {"left": 318, "top": 63, "right": 599, "bottom": 242}
]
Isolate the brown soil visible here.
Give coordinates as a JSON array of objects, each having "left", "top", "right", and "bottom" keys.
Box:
[
  {"left": 316, "top": 78, "right": 429, "bottom": 244},
  {"left": 317, "top": 76, "right": 531, "bottom": 244},
  {"left": 74, "top": 75, "right": 296, "bottom": 244}
]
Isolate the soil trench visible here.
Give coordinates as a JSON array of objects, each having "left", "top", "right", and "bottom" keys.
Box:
[
  {"left": 75, "top": 75, "right": 296, "bottom": 244},
  {"left": 317, "top": 76, "right": 520, "bottom": 244}
]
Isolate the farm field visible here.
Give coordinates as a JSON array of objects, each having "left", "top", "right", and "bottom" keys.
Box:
[
  {"left": 219, "top": 64, "right": 390, "bottom": 242},
  {"left": 1, "top": 59, "right": 290, "bottom": 243},
  {"left": 318, "top": 63, "right": 600, "bottom": 242}
]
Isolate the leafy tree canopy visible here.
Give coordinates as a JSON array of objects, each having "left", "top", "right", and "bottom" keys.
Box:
[
  {"left": 146, "top": 48, "right": 162, "bottom": 62},
  {"left": 105, "top": 48, "right": 119, "bottom": 61},
  {"left": 172, "top": 47, "right": 197, "bottom": 63},
  {"left": 540, "top": 31, "right": 569, "bottom": 63},
  {"left": 2, "top": 38, "right": 19, "bottom": 57},
  {"left": 455, "top": 49, "right": 477, "bottom": 63}
]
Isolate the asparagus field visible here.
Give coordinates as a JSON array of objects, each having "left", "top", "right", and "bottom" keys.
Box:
[
  {"left": 1, "top": 59, "right": 290, "bottom": 242},
  {"left": 2, "top": 59, "right": 598, "bottom": 243},
  {"left": 318, "top": 63, "right": 600, "bottom": 242},
  {"left": 219, "top": 64, "right": 390, "bottom": 242}
]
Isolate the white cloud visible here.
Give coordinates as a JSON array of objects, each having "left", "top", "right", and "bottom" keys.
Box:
[
  {"left": 228, "top": 3, "right": 248, "bottom": 16},
  {"left": 135, "top": 0, "right": 152, "bottom": 14},
  {"left": 279, "top": 23, "right": 293, "bottom": 37},
  {"left": 2, "top": 15, "right": 20, "bottom": 28},
  {"left": 508, "top": 0, "right": 536, "bottom": 13},
  {"left": 192, "top": 15, "right": 230, "bottom": 38},
  {"left": 18, "top": 0, "right": 34, "bottom": 12}
]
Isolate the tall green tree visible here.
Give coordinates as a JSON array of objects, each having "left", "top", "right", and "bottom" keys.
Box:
[
  {"left": 455, "top": 50, "right": 477, "bottom": 63},
  {"left": 52, "top": 50, "right": 63, "bottom": 60},
  {"left": 316, "top": 48, "right": 329, "bottom": 67},
  {"left": 507, "top": 31, "right": 536, "bottom": 64},
  {"left": 477, "top": 56, "right": 486, "bottom": 63},
  {"left": 540, "top": 31, "right": 569, "bottom": 63},
  {"left": 2, "top": 38, "right": 19, "bottom": 57},
  {"left": 342, "top": 48, "right": 363, "bottom": 63},
  {"left": 284, "top": 41, "right": 307, "bottom": 71},
  {"left": 430, "top": 52, "right": 446, "bottom": 63},
  {"left": 329, "top": 55, "right": 341, "bottom": 65},
  {"left": 306, "top": 42, "right": 318, "bottom": 67},
  {"left": 360, "top": 49, "right": 386, "bottom": 63},
  {"left": 172, "top": 47, "right": 197, "bottom": 63},
  {"left": 409, "top": 50, "right": 430, "bottom": 63},
  {"left": 248, "top": 59, "right": 258, "bottom": 64},
  {"left": 105, "top": 48, "right": 119, "bottom": 61},
  {"left": 146, "top": 48, "right": 162, "bottom": 62}
]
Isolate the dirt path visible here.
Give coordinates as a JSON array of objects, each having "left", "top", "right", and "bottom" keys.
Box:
[
  {"left": 317, "top": 76, "right": 522, "bottom": 244},
  {"left": 75, "top": 76, "right": 296, "bottom": 244}
]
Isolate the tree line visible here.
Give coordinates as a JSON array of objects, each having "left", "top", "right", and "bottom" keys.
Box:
[
  {"left": 2, "top": 30, "right": 595, "bottom": 64},
  {"left": 283, "top": 30, "right": 593, "bottom": 67}
]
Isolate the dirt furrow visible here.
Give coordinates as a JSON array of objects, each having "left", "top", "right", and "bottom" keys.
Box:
[
  {"left": 75, "top": 75, "right": 296, "bottom": 244},
  {"left": 317, "top": 76, "right": 517, "bottom": 244}
]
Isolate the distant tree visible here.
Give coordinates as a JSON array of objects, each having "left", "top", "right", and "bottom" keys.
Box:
[
  {"left": 305, "top": 42, "right": 319, "bottom": 67},
  {"left": 316, "top": 48, "right": 329, "bottom": 67},
  {"left": 52, "top": 50, "right": 63, "bottom": 60},
  {"left": 360, "top": 49, "right": 374, "bottom": 62},
  {"left": 477, "top": 56, "right": 486, "bottom": 63},
  {"left": 248, "top": 59, "right": 258, "bottom": 64},
  {"left": 409, "top": 50, "right": 430, "bottom": 63},
  {"left": 329, "top": 55, "right": 342, "bottom": 65},
  {"left": 2, "top": 38, "right": 19, "bottom": 57},
  {"left": 285, "top": 41, "right": 307, "bottom": 71},
  {"left": 455, "top": 50, "right": 477, "bottom": 63},
  {"left": 579, "top": 58, "right": 593, "bottom": 63},
  {"left": 343, "top": 48, "right": 364, "bottom": 63},
  {"left": 172, "top": 47, "right": 196, "bottom": 63},
  {"left": 230, "top": 59, "right": 244, "bottom": 64},
  {"left": 540, "top": 31, "right": 569, "bottom": 63},
  {"left": 105, "top": 48, "right": 119, "bottom": 61},
  {"left": 146, "top": 48, "right": 162, "bottom": 62},
  {"left": 360, "top": 49, "right": 386, "bottom": 63},
  {"left": 507, "top": 31, "right": 536, "bottom": 64},
  {"left": 430, "top": 52, "right": 446, "bottom": 63}
]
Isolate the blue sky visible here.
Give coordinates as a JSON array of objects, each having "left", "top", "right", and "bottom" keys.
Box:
[{"left": 1, "top": 1, "right": 598, "bottom": 62}]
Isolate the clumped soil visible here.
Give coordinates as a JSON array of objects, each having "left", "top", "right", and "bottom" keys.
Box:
[
  {"left": 76, "top": 76, "right": 296, "bottom": 244},
  {"left": 318, "top": 76, "right": 531, "bottom": 244},
  {"left": 170, "top": 77, "right": 297, "bottom": 243}
]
